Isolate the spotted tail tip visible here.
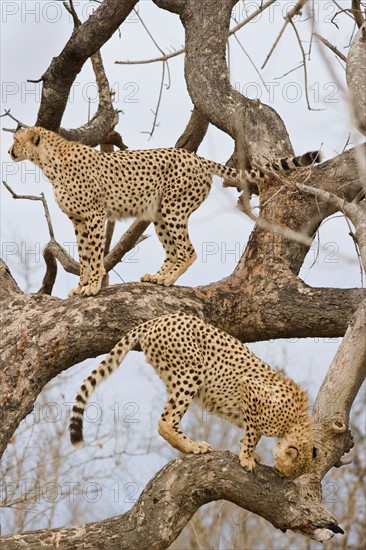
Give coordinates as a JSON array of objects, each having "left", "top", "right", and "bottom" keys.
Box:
[
  {"left": 70, "top": 429, "right": 85, "bottom": 448},
  {"left": 69, "top": 415, "right": 85, "bottom": 448},
  {"left": 303, "top": 150, "right": 322, "bottom": 165}
]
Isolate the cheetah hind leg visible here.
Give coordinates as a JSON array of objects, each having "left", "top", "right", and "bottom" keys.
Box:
[
  {"left": 142, "top": 215, "right": 197, "bottom": 286},
  {"left": 141, "top": 217, "right": 178, "bottom": 285},
  {"left": 157, "top": 392, "right": 213, "bottom": 455}
]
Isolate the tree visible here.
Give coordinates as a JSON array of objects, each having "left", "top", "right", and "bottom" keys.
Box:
[{"left": 1, "top": 0, "right": 365, "bottom": 548}]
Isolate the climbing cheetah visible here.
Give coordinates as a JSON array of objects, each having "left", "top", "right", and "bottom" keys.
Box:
[
  {"left": 69, "top": 313, "right": 315, "bottom": 478},
  {"left": 9, "top": 127, "right": 321, "bottom": 296}
]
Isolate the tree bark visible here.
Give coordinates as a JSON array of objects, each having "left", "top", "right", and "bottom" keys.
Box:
[
  {"left": 2, "top": 0, "right": 365, "bottom": 546},
  {"left": 312, "top": 298, "right": 366, "bottom": 479},
  {"left": 0, "top": 453, "right": 344, "bottom": 549}
]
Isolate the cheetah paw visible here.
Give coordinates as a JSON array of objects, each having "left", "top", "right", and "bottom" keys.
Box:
[
  {"left": 140, "top": 273, "right": 173, "bottom": 286},
  {"left": 79, "top": 283, "right": 101, "bottom": 296},
  {"left": 68, "top": 286, "right": 83, "bottom": 297},
  {"left": 239, "top": 455, "right": 257, "bottom": 472},
  {"left": 189, "top": 441, "right": 214, "bottom": 454}
]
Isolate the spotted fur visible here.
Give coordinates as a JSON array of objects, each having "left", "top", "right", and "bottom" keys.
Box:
[
  {"left": 69, "top": 313, "right": 314, "bottom": 478},
  {"left": 9, "top": 127, "right": 321, "bottom": 296}
]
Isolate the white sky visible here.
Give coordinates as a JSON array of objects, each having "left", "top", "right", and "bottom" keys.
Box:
[{"left": 1, "top": 0, "right": 364, "bottom": 538}]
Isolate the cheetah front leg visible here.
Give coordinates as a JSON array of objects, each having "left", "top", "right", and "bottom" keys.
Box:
[
  {"left": 239, "top": 427, "right": 261, "bottom": 472},
  {"left": 68, "top": 217, "right": 91, "bottom": 297},
  {"left": 239, "top": 377, "right": 262, "bottom": 471},
  {"left": 79, "top": 211, "right": 106, "bottom": 296}
]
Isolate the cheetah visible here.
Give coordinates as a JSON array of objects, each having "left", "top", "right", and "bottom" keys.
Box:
[
  {"left": 9, "top": 127, "right": 321, "bottom": 296},
  {"left": 69, "top": 313, "right": 315, "bottom": 478}
]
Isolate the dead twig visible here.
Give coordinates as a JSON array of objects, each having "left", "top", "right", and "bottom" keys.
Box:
[
  {"left": 261, "top": 0, "right": 309, "bottom": 69},
  {"left": 288, "top": 20, "right": 313, "bottom": 110},
  {"left": 2, "top": 181, "right": 55, "bottom": 239},
  {"left": 1, "top": 110, "right": 29, "bottom": 132},
  {"left": 313, "top": 32, "right": 347, "bottom": 63},
  {"left": 63, "top": 0, "right": 81, "bottom": 28},
  {"left": 116, "top": 0, "right": 277, "bottom": 66},
  {"left": 297, "top": 182, "right": 366, "bottom": 272}
]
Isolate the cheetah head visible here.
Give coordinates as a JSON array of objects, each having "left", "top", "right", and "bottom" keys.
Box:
[
  {"left": 9, "top": 127, "right": 41, "bottom": 163},
  {"left": 273, "top": 438, "right": 314, "bottom": 478}
]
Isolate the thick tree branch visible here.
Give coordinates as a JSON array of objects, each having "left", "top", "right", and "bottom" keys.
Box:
[
  {"left": 174, "top": 0, "right": 294, "bottom": 163},
  {"left": 312, "top": 298, "right": 366, "bottom": 478},
  {"left": 175, "top": 107, "right": 210, "bottom": 151},
  {"left": 0, "top": 276, "right": 361, "bottom": 460},
  {"left": 153, "top": 0, "right": 186, "bottom": 15},
  {"left": 0, "top": 453, "right": 343, "bottom": 549}
]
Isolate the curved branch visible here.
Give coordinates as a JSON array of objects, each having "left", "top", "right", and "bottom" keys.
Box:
[
  {"left": 174, "top": 0, "right": 294, "bottom": 163},
  {"left": 38, "top": 220, "right": 150, "bottom": 295},
  {"left": 36, "top": 0, "right": 138, "bottom": 134},
  {"left": 0, "top": 259, "right": 23, "bottom": 301},
  {"left": 313, "top": 298, "right": 366, "bottom": 478},
  {"left": 351, "top": 0, "right": 365, "bottom": 28},
  {"left": 0, "top": 453, "right": 343, "bottom": 549},
  {"left": 175, "top": 107, "right": 210, "bottom": 151}
]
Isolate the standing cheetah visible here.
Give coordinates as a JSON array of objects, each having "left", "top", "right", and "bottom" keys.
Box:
[
  {"left": 9, "top": 127, "right": 320, "bottom": 296},
  {"left": 69, "top": 313, "right": 315, "bottom": 478}
]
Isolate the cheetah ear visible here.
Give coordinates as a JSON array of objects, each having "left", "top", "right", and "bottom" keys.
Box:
[
  {"left": 28, "top": 128, "right": 40, "bottom": 146},
  {"left": 286, "top": 446, "right": 299, "bottom": 460}
]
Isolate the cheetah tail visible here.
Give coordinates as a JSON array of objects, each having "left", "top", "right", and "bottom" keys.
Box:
[
  {"left": 69, "top": 329, "right": 140, "bottom": 448},
  {"left": 209, "top": 150, "right": 322, "bottom": 186},
  {"left": 265, "top": 150, "right": 322, "bottom": 171}
]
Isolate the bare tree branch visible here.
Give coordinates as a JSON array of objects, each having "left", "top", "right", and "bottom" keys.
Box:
[
  {"left": 116, "top": 0, "right": 277, "bottom": 65},
  {"left": 346, "top": 22, "right": 366, "bottom": 135},
  {"left": 0, "top": 453, "right": 344, "bottom": 549},
  {"left": 2, "top": 181, "right": 55, "bottom": 239},
  {"left": 351, "top": 0, "right": 365, "bottom": 28},
  {"left": 297, "top": 182, "right": 366, "bottom": 269},
  {"left": 175, "top": 107, "right": 210, "bottom": 151},
  {"left": 36, "top": 0, "right": 138, "bottom": 139},
  {"left": 0, "top": 260, "right": 23, "bottom": 301},
  {"left": 37, "top": 221, "right": 150, "bottom": 295},
  {"left": 313, "top": 32, "right": 347, "bottom": 63},
  {"left": 261, "top": 0, "right": 309, "bottom": 69}
]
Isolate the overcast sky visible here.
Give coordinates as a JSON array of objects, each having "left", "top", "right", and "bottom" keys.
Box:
[{"left": 1, "top": 0, "right": 364, "bottom": 537}]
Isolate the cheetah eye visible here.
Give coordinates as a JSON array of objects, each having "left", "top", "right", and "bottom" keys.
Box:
[{"left": 312, "top": 447, "right": 318, "bottom": 459}]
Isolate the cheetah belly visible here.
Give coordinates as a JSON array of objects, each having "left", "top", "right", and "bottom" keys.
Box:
[
  {"left": 104, "top": 192, "right": 162, "bottom": 222},
  {"left": 198, "top": 384, "right": 245, "bottom": 429}
]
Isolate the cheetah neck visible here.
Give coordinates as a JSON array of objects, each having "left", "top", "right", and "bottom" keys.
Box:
[{"left": 282, "top": 414, "right": 313, "bottom": 451}]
